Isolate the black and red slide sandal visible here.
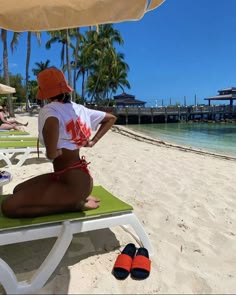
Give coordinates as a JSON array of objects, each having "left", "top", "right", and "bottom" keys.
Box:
[
  {"left": 112, "top": 243, "right": 136, "bottom": 280},
  {"left": 130, "top": 247, "right": 151, "bottom": 280}
]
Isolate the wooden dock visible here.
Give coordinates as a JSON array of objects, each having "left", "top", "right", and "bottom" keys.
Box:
[{"left": 109, "top": 105, "right": 236, "bottom": 124}]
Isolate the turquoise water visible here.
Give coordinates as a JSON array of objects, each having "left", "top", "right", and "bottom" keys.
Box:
[{"left": 126, "top": 122, "right": 236, "bottom": 157}]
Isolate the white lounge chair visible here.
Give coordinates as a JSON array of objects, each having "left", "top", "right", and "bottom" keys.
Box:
[
  {"left": 0, "top": 140, "right": 45, "bottom": 167},
  {"left": 0, "top": 186, "right": 153, "bottom": 294}
]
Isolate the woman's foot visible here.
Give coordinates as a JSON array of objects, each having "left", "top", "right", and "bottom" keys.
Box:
[
  {"left": 82, "top": 199, "right": 100, "bottom": 210},
  {"left": 24, "top": 122, "right": 29, "bottom": 127},
  {"left": 86, "top": 196, "right": 100, "bottom": 203}
]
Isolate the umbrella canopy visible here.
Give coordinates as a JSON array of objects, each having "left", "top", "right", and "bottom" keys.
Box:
[
  {"left": 0, "top": 0, "right": 165, "bottom": 32},
  {"left": 0, "top": 83, "right": 16, "bottom": 94}
]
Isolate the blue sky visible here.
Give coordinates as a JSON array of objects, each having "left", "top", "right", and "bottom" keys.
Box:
[{"left": 3, "top": 0, "right": 236, "bottom": 106}]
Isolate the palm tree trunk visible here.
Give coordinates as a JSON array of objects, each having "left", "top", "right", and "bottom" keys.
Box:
[
  {"left": 90, "top": 67, "right": 102, "bottom": 103},
  {"left": 73, "top": 28, "right": 80, "bottom": 102},
  {"left": 25, "top": 32, "right": 31, "bottom": 111},
  {"left": 1, "top": 29, "right": 14, "bottom": 117},
  {"left": 81, "top": 71, "right": 85, "bottom": 103},
  {"left": 65, "top": 29, "right": 72, "bottom": 98}
]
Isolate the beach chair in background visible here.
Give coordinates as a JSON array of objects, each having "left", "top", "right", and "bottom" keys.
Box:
[
  {"left": 0, "top": 139, "right": 45, "bottom": 167},
  {"left": 0, "top": 137, "right": 38, "bottom": 142},
  {"left": 0, "top": 185, "right": 153, "bottom": 295},
  {"left": 0, "top": 131, "right": 30, "bottom": 136}
]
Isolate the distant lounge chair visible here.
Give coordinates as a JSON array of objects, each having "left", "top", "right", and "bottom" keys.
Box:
[
  {"left": 27, "top": 98, "right": 40, "bottom": 114},
  {"left": 0, "top": 137, "right": 38, "bottom": 142},
  {"left": 0, "top": 131, "right": 29, "bottom": 136},
  {"left": 0, "top": 185, "right": 153, "bottom": 294},
  {"left": 0, "top": 140, "right": 45, "bottom": 167}
]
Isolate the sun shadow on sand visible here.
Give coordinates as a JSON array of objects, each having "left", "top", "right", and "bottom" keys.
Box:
[
  {"left": 0, "top": 156, "right": 49, "bottom": 168},
  {"left": 0, "top": 229, "right": 120, "bottom": 294}
]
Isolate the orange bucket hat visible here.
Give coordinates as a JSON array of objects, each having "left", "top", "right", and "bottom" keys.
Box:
[{"left": 36, "top": 67, "right": 73, "bottom": 100}]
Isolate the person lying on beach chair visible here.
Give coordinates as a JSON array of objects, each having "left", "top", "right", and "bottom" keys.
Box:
[
  {"left": 1, "top": 67, "right": 116, "bottom": 218},
  {"left": 1, "top": 104, "right": 28, "bottom": 127},
  {"left": 0, "top": 107, "right": 22, "bottom": 131}
]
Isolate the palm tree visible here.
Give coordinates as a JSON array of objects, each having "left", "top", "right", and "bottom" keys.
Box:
[
  {"left": 82, "top": 24, "right": 129, "bottom": 103},
  {"left": 108, "top": 55, "right": 130, "bottom": 97},
  {"left": 32, "top": 60, "right": 51, "bottom": 76},
  {"left": 1, "top": 29, "right": 19, "bottom": 116},
  {"left": 63, "top": 28, "right": 85, "bottom": 101},
  {"left": 70, "top": 32, "right": 94, "bottom": 103},
  {"left": 82, "top": 24, "right": 125, "bottom": 103},
  {"left": 32, "top": 59, "right": 51, "bottom": 107},
  {"left": 25, "top": 31, "right": 41, "bottom": 110},
  {"left": 71, "top": 28, "right": 84, "bottom": 101},
  {"left": 46, "top": 29, "right": 76, "bottom": 88}
]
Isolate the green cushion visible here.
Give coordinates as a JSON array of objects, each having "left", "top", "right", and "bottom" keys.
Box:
[
  {"left": 0, "top": 141, "right": 40, "bottom": 148},
  {"left": 0, "top": 137, "right": 38, "bottom": 142},
  {"left": 0, "top": 131, "right": 29, "bottom": 136},
  {"left": 0, "top": 186, "right": 133, "bottom": 230}
]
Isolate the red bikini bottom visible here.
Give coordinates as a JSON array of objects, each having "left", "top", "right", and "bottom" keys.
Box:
[{"left": 51, "top": 156, "right": 91, "bottom": 181}]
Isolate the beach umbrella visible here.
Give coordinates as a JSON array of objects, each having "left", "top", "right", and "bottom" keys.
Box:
[
  {"left": 0, "top": 83, "right": 16, "bottom": 94},
  {"left": 0, "top": 0, "right": 165, "bottom": 32}
]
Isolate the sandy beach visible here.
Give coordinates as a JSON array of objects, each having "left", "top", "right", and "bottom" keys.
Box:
[{"left": 0, "top": 113, "right": 236, "bottom": 294}]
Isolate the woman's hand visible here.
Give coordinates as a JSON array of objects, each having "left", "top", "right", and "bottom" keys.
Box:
[
  {"left": 84, "top": 139, "right": 97, "bottom": 148},
  {"left": 46, "top": 149, "right": 62, "bottom": 161},
  {"left": 55, "top": 149, "right": 62, "bottom": 158}
]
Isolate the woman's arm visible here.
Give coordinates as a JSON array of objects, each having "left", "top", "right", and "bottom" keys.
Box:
[
  {"left": 86, "top": 112, "right": 117, "bottom": 147},
  {"left": 42, "top": 117, "right": 62, "bottom": 160},
  {"left": 0, "top": 112, "right": 13, "bottom": 124}
]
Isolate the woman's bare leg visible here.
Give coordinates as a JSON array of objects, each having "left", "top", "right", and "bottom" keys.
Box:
[
  {"left": 0, "top": 123, "right": 20, "bottom": 131},
  {"left": 8, "top": 119, "right": 28, "bottom": 127},
  {"left": 1, "top": 170, "right": 97, "bottom": 218},
  {"left": 13, "top": 173, "right": 52, "bottom": 193},
  {"left": 14, "top": 180, "right": 100, "bottom": 207}
]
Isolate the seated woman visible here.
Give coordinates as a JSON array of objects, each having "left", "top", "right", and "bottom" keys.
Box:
[
  {"left": 0, "top": 107, "right": 21, "bottom": 131},
  {"left": 1, "top": 104, "right": 28, "bottom": 127},
  {"left": 1, "top": 67, "right": 116, "bottom": 218}
]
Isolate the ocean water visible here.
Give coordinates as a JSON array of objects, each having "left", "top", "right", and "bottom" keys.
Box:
[{"left": 126, "top": 122, "right": 236, "bottom": 157}]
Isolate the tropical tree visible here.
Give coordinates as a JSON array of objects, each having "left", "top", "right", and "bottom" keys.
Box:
[
  {"left": 9, "top": 73, "right": 25, "bottom": 103},
  {"left": 1, "top": 29, "right": 18, "bottom": 116},
  {"left": 69, "top": 31, "right": 94, "bottom": 103},
  {"left": 82, "top": 24, "right": 129, "bottom": 103},
  {"left": 32, "top": 60, "right": 51, "bottom": 76},
  {"left": 0, "top": 62, "right": 2, "bottom": 76},
  {"left": 0, "top": 73, "right": 25, "bottom": 106},
  {"left": 46, "top": 29, "right": 76, "bottom": 87},
  {"left": 104, "top": 52, "right": 130, "bottom": 98},
  {"left": 25, "top": 31, "right": 41, "bottom": 110},
  {"left": 70, "top": 28, "right": 84, "bottom": 101},
  {"left": 27, "top": 80, "right": 39, "bottom": 101}
]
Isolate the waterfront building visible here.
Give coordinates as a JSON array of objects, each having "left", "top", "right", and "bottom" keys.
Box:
[
  {"left": 204, "top": 87, "right": 236, "bottom": 106},
  {"left": 114, "top": 92, "right": 146, "bottom": 108}
]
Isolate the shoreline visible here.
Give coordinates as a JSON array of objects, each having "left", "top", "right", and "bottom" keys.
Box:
[{"left": 112, "top": 125, "right": 236, "bottom": 162}]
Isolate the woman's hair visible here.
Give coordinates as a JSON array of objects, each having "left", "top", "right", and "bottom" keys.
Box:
[{"left": 50, "top": 93, "right": 71, "bottom": 103}]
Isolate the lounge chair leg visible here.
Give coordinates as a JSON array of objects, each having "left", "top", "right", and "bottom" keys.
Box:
[
  {"left": 126, "top": 214, "right": 154, "bottom": 256},
  {"left": 0, "top": 221, "right": 73, "bottom": 294},
  {"left": 0, "top": 154, "right": 12, "bottom": 168},
  {"left": 16, "top": 148, "right": 31, "bottom": 167}
]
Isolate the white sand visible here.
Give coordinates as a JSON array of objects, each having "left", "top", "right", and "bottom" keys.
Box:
[{"left": 0, "top": 113, "right": 236, "bottom": 294}]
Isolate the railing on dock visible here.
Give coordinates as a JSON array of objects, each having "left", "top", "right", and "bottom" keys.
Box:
[{"left": 89, "top": 105, "right": 236, "bottom": 124}]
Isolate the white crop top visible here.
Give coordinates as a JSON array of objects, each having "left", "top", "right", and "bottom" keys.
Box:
[{"left": 38, "top": 102, "right": 106, "bottom": 149}]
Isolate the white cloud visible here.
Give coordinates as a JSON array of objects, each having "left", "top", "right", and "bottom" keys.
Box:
[{"left": 9, "top": 63, "right": 18, "bottom": 69}]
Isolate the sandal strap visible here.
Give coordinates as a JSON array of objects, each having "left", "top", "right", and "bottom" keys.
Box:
[
  {"left": 113, "top": 254, "right": 133, "bottom": 272},
  {"left": 131, "top": 255, "right": 151, "bottom": 272}
]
